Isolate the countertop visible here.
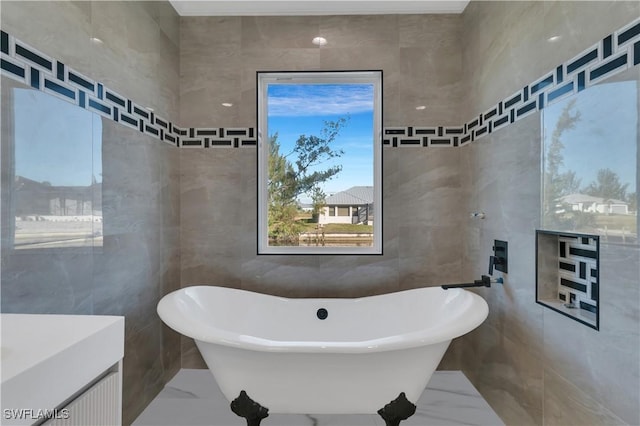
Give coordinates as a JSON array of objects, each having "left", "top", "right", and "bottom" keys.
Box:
[{"left": 1, "top": 314, "right": 124, "bottom": 426}]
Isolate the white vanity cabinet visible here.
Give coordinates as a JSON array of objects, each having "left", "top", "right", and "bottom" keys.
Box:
[
  {"left": 42, "top": 367, "right": 122, "bottom": 426},
  {"left": 1, "top": 314, "right": 124, "bottom": 426}
]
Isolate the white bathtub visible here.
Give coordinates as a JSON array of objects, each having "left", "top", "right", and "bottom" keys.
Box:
[{"left": 157, "top": 285, "right": 488, "bottom": 416}]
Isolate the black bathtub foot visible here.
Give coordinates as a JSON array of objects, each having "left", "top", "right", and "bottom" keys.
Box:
[
  {"left": 377, "top": 392, "right": 417, "bottom": 426},
  {"left": 230, "top": 390, "right": 269, "bottom": 426}
]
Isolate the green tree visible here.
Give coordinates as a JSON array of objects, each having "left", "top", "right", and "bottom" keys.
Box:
[
  {"left": 268, "top": 135, "right": 301, "bottom": 242},
  {"left": 290, "top": 118, "right": 347, "bottom": 196},
  {"left": 557, "top": 170, "right": 582, "bottom": 195},
  {"left": 268, "top": 118, "right": 347, "bottom": 243},
  {"left": 309, "top": 185, "right": 326, "bottom": 223},
  {"left": 628, "top": 192, "right": 637, "bottom": 212},
  {"left": 583, "top": 168, "right": 629, "bottom": 201}
]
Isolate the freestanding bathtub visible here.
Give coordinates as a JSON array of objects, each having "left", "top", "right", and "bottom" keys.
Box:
[{"left": 157, "top": 285, "right": 488, "bottom": 425}]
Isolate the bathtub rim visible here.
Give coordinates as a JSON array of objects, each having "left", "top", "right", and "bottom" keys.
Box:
[{"left": 157, "top": 285, "right": 488, "bottom": 354}]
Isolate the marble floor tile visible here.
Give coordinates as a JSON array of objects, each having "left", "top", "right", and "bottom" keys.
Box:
[{"left": 133, "top": 369, "right": 504, "bottom": 426}]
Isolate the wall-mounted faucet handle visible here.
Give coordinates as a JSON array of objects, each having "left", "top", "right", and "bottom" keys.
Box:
[
  {"left": 489, "top": 240, "right": 508, "bottom": 275},
  {"left": 488, "top": 255, "right": 501, "bottom": 275}
]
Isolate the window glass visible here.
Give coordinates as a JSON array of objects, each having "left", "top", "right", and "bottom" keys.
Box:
[{"left": 257, "top": 71, "right": 382, "bottom": 254}]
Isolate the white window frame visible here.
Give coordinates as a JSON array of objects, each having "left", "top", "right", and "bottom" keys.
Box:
[{"left": 257, "top": 70, "right": 383, "bottom": 255}]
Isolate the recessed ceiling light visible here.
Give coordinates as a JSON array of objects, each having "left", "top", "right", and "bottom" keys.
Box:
[
  {"left": 90, "top": 37, "right": 103, "bottom": 44},
  {"left": 222, "top": 102, "right": 233, "bottom": 107},
  {"left": 415, "top": 105, "right": 426, "bottom": 110},
  {"left": 147, "top": 107, "right": 154, "bottom": 112},
  {"left": 312, "top": 37, "right": 327, "bottom": 46},
  {"left": 548, "top": 35, "right": 561, "bottom": 42}
]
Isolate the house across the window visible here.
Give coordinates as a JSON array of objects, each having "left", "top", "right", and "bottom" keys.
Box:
[
  {"left": 557, "top": 193, "right": 629, "bottom": 215},
  {"left": 321, "top": 186, "right": 374, "bottom": 226}
]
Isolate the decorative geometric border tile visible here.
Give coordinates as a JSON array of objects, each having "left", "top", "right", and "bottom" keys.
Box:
[
  {"left": 382, "top": 16, "right": 640, "bottom": 148},
  {"left": 0, "top": 30, "right": 186, "bottom": 146},
  {"left": 558, "top": 235, "right": 599, "bottom": 313},
  {"left": 456, "top": 16, "right": 640, "bottom": 147},
  {"left": 180, "top": 127, "right": 257, "bottom": 148},
  {"left": 382, "top": 126, "right": 463, "bottom": 147},
  {"left": 536, "top": 230, "right": 600, "bottom": 330},
  {"left": 0, "top": 29, "right": 257, "bottom": 149},
  {"left": 1, "top": 16, "right": 638, "bottom": 150}
]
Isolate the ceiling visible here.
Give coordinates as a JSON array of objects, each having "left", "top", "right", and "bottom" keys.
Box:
[{"left": 169, "top": 1, "right": 470, "bottom": 16}]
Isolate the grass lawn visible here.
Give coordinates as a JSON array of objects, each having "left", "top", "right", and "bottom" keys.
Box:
[
  {"left": 595, "top": 214, "right": 637, "bottom": 233},
  {"left": 299, "top": 222, "right": 373, "bottom": 234}
]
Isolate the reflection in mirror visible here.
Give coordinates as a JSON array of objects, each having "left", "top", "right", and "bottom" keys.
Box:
[
  {"left": 9, "top": 86, "right": 102, "bottom": 250},
  {"left": 542, "top": 74, "right": 638, "bottom": 245},
  {"left": 257, "top": 71, "right": 382, "bottom": 254}
]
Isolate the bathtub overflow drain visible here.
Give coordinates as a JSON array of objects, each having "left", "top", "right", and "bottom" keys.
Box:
[{"left": 317, "top": 308, "right": 328, "bottom": 320}]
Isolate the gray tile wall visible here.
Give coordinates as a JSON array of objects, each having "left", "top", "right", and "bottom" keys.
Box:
[
  {"left": 179, "top": 15, "right": 640, "bottom": 426},
  {"left": 0, "top": 2, "right": 181, "bottom": 425},
  {"left": 455, "top": 1, "right": 640, "bottom": 425},
  {"left": 179, "top": 14, "right": 464, "bottom": 367},
  {"left": 2, "top": 2, "right": 638, "bottom": 425}
]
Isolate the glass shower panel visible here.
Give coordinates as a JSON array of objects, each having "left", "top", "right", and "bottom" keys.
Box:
[
  {"left": 4, "top": 80, "right": 102, "bottom": 250},
  {"left": 542, "top": 68, "right": 638, "bottom": 245}
]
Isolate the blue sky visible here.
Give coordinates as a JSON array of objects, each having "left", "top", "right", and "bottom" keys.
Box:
[
  {"left": 543, "top": 80, "right": 637, "bottom": 194},
  {"left": 14, "top": 88, "right": 102, "bottom": 187},
  {"left": 267, "top": 83, "right": 374, "bottom": 200}
]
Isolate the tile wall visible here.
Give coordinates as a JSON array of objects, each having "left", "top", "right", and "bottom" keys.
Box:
[
  {"left": 536, "top": 231, "right": 600, "bottom": 330},
  {"left": 452, "top": 1, "right": 640, "bottom": 425},
  {"left": 1, "top": 1, "right": 639, "bottom": 425},
  {"left": 0, "top": 2, "right": 181, "bottom": 424},
  {"left": 178, "top": 14, "right": 465, "bottom": 367}
]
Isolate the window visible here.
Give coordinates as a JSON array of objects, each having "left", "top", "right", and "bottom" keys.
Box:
[
  {"left": 257, "top": 71, "right": 382, "bottom": 254},
  {"left": 338, "top": 207, "right": 350, "bottom": 216}
]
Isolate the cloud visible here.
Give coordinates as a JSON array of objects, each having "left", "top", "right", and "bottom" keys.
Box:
[{"left": 268, "top": 84, "right": 374, "bottom": 117}]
